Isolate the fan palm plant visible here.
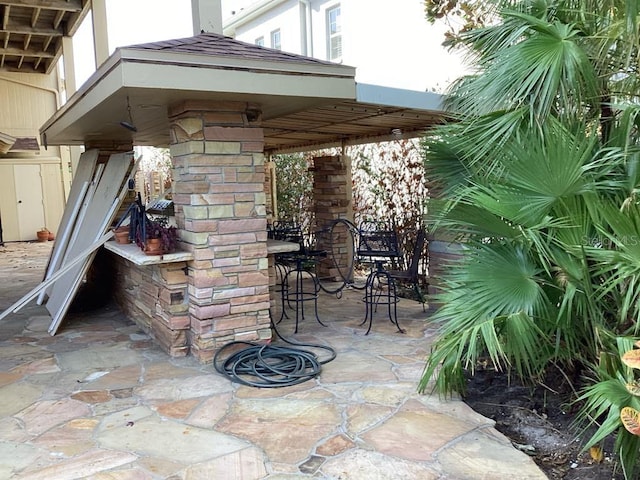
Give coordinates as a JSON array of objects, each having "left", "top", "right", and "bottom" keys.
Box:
[{"left": 420, "top": 0, "right": 640, "bottom": 476}]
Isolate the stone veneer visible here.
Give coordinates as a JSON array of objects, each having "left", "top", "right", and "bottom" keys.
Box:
[
  {"left": 88, "top": 127, "right": 355, "bottom": 361},
  {"left": 111, "top": 256, "right": 190, "bottom": 357},
  {"left": 168, "top": 100, "right": 271, "bottom": 363},
  {"left": 312, "top": 155, "right": 354, "bottom": 281}
]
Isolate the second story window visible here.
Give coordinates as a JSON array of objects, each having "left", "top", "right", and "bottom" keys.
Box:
[
  {"left": 270, "top": 29, "right": 281, "bottom": 50},
  {"left": 255, "top": 36, "right": 264, "bottom": 46},
  {"left": 326, "top": 5, "right": 342, "bottom": 61}
]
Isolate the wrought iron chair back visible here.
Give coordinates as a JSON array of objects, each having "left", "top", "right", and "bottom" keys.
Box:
[
  {"left": 357, "top": 223, "right": 400, "bottom": 261},
  {"left": 387, "top": 228, "right": 427, "bottom": 310}
]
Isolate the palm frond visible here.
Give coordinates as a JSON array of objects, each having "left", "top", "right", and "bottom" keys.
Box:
[
  {"left": 421, "top": 241, "right": 552, "bottom": 395},
  {"left": 447, "top": 8, "right": 598, "bottom": 119}
]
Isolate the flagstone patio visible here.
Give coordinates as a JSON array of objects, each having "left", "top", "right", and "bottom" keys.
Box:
[{"left": 0, "top": 241, "right": 546, "bottom": 479}]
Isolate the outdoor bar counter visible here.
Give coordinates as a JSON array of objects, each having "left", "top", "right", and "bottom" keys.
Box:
[{"left": 105, "top": 238, "right": 298, "bottom": 357}]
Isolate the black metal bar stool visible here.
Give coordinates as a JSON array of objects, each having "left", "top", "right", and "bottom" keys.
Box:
[
  {"left": 357, "top": 225, "right": 405, "bottom": 335},
  {"left": 278, "top": 252, "right": 326, "bottom": 333},
  {"left": 362, "top": 260, "right": 403, "bottom": 335}
]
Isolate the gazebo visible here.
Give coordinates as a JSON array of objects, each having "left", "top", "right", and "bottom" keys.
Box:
[{"left": 40, "top": 33, "right": 447, "bottom": 362}]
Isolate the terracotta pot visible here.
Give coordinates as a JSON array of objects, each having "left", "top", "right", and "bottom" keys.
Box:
[
  {"left": 36, "top": 230, "right": 49, "bottom": 242},
  {"left": 145, "top": 238, "right": 163, "bottom": 256},
  {"left": 47, "top": 231, "right": 55, "bottom": 241},
  {"left": 113, "top": 230, "right": 130, "bottom": 244}
]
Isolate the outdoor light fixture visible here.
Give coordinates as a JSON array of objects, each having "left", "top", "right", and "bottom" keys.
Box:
[
  {"left": 120, "top": 96, "right": 137, "bottom": 132},
  {"left": 391, "top": 128, "right": 402, "bottom": 137},
  {"left": 119, "top": 121, "right": 137, "bottom": 132}
]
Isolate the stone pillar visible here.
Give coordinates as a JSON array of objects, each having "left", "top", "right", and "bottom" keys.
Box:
[
  {"left": 264, "top": 159, "right": 276, "bottom": 224},
  {"left": 424, "top": 182, "right": 465, "bottom": 307},
  {"left": 312, "top": 155, "right": 353, "bottom": 281},
  {"left": 169, "top": 100, "right": 270, "bottom": 363}
]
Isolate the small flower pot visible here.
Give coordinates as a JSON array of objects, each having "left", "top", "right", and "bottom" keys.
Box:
[
  {"left": 36, "top": 230, "right": 49, "bottom": 242},
  {"left": 47, "top": 231, "right": 55, "bottom": 241},
  {"left": 113, "top": 230, "right": 131, "bottom": 244},
  {"left": 144, "top": 238, "right": 163, "bottom": 256}
]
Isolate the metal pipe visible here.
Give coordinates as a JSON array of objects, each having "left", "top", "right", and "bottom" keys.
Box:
[{"left": 299, "top": 0, "right": 313, "bottom": 57}]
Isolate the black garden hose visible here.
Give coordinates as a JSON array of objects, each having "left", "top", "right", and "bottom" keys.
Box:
[{"left": 213, "top": 319, "right": 336, "bottom": 388}]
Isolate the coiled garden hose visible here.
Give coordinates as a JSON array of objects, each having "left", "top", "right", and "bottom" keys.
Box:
[
  {"left": 213, "top": 319, "right": 337, "bottom": 388},
  {"left": 214, "top": 218, "right": 365, "bottom": 388}
]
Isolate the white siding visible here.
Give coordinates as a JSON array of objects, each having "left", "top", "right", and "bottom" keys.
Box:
[
  {"left": 0, "top": 72, "right": 59, "bottom": 137},
  {"left": 0, "top": 71, "right": 67, "bottom": 241},
  {"left": 226, "top": 0, "right": 467, "bottom": 92},
  {"left": 233, "top": 1, "right": 303, "bottom": 54}
]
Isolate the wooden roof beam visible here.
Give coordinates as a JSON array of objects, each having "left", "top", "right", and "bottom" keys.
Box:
[
  {"left": 63, "top": 0, "right": 91, "bottom": 36},
  {"left": 2, "top": 5, "right": 9, "bottom": 30},
  {"left": 2, "top": 0, "right": 83, "bottom": 12},
  {"left": 0, "top": 23, "right": 63, "bottom": 36},
  {"left": 31, "top": 7, "right": 41, "bottom": 27},
  {"left": 0, "top": 45, "right": 54, "bottom": 57},
  {"left": 52, "top": 9, "right": 64, "bottom": 28}
]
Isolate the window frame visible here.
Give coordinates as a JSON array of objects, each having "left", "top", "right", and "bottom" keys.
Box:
[
  {"left": 326, "top": 4, "right": 342, "bottom": 62},
  {"left": 270, "top": 29, "right": 281, "bottom": 50}
]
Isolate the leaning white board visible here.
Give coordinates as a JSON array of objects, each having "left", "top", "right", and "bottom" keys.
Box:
[
  {"left": 45, "top": 152, "right": 132, "bottom": 332},
  {"left": 47, "top": 191, "right": 126, "bottom": 335},
  {"left": 39, "top": 149, "right": 99, "bottom": 300},
  {"left": 0, "top": 231, "right": 114, "bottom": 322}
]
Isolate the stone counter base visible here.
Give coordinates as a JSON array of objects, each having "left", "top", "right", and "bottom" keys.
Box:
[{"left": 110, "top": 253, "right": 190, "bottom": 357}]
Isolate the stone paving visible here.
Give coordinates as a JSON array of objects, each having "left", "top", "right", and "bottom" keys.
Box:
[{"left": 0, "top": 241, "right": 547, "bottom": 479}]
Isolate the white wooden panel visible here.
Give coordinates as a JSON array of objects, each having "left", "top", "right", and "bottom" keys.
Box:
[
  {"left": 0, "top": 165, "right": 19, "bottom": 242},
  {"left": 37, "top": 180, "right": 89, "bottom": 305},
  {"left": 0, "top": 231, "right": 114, "bottom": 322},
  {"left": 14, "top": 164, "right": 45, "bottom": 241},
  {"left": 43, "top": 149, "right": 99, "bottom": 278},
  {"left": 47, "top": 195, "right": 122, "bottom": 335},
  {"left": 62, "top": 163, "right": 104, "bottom": 263},
  {"left": 45, "top": 153, "right": 132, "bottom": 332}
]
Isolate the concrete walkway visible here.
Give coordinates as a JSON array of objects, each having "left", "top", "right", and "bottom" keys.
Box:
[{"left": 0, "top": 241, "right": 547, "bottom": 479}]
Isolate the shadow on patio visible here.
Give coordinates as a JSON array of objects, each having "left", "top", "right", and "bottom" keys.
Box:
[{"left": 0, "top": 241, "right": 546, "bottom": 479}]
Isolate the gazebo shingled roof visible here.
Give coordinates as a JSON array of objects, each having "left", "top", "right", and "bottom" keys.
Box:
[{"left": 40, "top": 33, "right": 448, "bottom": 153}]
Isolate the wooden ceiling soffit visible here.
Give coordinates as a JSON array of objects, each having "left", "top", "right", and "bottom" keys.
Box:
[{"left": 0, "top": 0, "right": 88, "bottom": 73}]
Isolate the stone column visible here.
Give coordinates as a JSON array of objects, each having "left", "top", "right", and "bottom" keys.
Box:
[
  {"left": 169, "top": 100, "right": 270, "bottom": 363},
  {"left": 312, "top": 155, "right": 353, "bottom": 281},
  {"left": 424, "top": 182, "right": 464, "bottom": 308}
]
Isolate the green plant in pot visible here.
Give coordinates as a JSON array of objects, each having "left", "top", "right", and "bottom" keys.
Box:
[{"left": 138, "top": 216, "right": 178, "bottom": 255}]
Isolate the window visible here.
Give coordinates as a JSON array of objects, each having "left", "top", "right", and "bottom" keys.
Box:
[
  {"left": 270, "top": 29, "right": 281, "bottom": 50},
  {"left": 255, "top": 36, "right": 264, "bottom": 46},
  {"left": 326, "top": 5, "right": 342, "bottom": 61}
]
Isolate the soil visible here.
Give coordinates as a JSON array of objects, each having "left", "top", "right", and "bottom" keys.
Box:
[{"left": 462, "top": 365, "right": 625, "bottom": 479}]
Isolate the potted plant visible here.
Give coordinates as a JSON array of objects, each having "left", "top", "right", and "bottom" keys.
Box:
[
  {"left": 138, "top": 216, "right": 178, "bottom": 255},
  {"left": 112, "top": 225, "right": 131, "bottom": 244},
  {"left": 37, "top": 227, "right": 50, "bottom": 242}
]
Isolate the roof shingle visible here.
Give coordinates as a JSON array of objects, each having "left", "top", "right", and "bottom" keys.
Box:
[{"left": 126, "top": 32, "right": 341, "bottom": 68}]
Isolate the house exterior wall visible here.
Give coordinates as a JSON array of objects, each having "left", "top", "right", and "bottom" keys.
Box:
[
  {"left": 225, "top": 0, "right": 466, "bottom": 92},
  {"left": 233, "top": 1, "right": 302, "bottom": 51},
  {"left": 0, "top": 72, "right": 69, "bottom": 241}
]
